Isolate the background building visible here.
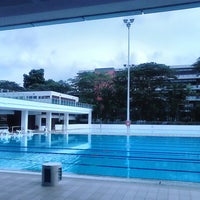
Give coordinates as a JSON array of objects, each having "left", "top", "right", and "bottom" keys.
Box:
[{"left": 0, "top": 91, "right": 92, "bottom": 133}]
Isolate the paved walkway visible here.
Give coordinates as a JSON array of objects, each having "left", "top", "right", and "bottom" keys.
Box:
[{"left": 0, "top": 172, "right": 200, "bottom": 200}]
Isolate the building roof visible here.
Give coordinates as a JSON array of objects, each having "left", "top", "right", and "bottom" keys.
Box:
[
  {"left": 0, "top": 91, "right": 91, "bottom": 114},
  {"left": 0, "top": 96, "right": 91, "bottom": 114},
  {"left": 0, "top": 91, "right": 79, "bottom": 102},
  {"left": 95, "top": 68, "right": 115, "bottom": 72},
  {"left": 170, "top": 65, "right": 194, "bottom": 69}
]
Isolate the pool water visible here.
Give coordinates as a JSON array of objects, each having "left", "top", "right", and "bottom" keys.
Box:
[{"left": 0, "top": 133, "right": 200, "bottom": 183}]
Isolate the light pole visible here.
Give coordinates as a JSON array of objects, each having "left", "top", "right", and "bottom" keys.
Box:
[{"left": 123, "top": 18, "right": 134, "bottom": 126}]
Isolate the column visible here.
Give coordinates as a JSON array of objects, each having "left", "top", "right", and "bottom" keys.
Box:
[
  {"left": 35, "top": 114, "right": 42, "bottom": 131},
  {"left": 21, "top": 110, "right": 28, "bottom": 133},
  {"left": 46, "top": 112, "right": 52, "bottom": 132}
]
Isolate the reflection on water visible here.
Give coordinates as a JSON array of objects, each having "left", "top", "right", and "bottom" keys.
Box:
[
  {"left": 0, "top": 132, "right": 33, "bottom": 145},
  {"left": 0, "top": 133, "right": 92, "bottom": 148}
]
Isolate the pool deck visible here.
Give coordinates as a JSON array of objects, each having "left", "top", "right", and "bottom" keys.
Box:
[{"left": 1, "top": 171, "right": 200, "bottom": 200}]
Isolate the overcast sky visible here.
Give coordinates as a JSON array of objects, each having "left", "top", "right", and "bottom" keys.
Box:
[{"left": 0, "top": 7, "right": 200, "bottom": 86}]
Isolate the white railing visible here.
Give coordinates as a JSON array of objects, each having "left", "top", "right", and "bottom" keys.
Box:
[{"left": 0, "top": 96, "right": 92, "bottom": 109}]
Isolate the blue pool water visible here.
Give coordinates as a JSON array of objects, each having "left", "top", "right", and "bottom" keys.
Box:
[{"left": 0, "top": 133, "right": 200, "bottom": 183}]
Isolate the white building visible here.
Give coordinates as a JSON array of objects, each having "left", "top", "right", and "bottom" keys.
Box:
[
  {"left": 0, "top": 91, "right": 92, "bottom": 133},
  {"left": 0, "top": 91, "right": 79, "bottom": 104}
]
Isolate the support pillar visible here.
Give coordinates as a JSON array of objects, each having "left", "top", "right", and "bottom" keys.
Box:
[
  {"left": 35, "top": 114, "right": 42, "bottom": 131},
  {"left": 21, "top": 110, "right": 28, "bottom": 133}
]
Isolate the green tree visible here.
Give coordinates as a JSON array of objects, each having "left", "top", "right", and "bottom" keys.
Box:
[
  {"left": 131, "top": 62, "right": 175, "bottom": 121},
  {"left": 23, "top": 69, "right": 45, "bottom": 89},
  {"left": 113, "top": 69, "right": 127, "bottom": 121},
  {"left": 94, "top": 72, "right": 115, "bottom": 121},
  {"left": 0, "top": 80, "right": 24, "bottom": 91},
  {"left": 192, "top": 57, "right": 200, "bottom": 73},
  {"left": 166, "top": 83, "right": 190, "bottom": 122},
  {"left": 69, "top": 71, "right": 96, "bottom": 104},
  {"left": 69, "top": 71, "right": 115, "bottom": 121},
  {"left": 44, "top": 79, "right": 71, "bottom": 93},
  {"left": 192, "top": 102, "right": 200, "bottom": 121},
  {"left": 192, "top": 57, "right": 200, "bottom": 96},
  {"left": 23, "top": 69, "right": 71, "bottom": 93}
]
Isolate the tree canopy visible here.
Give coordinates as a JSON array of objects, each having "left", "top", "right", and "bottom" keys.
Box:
[
  {"left": 23, "top": 69, "right": 45, "bottom": 89},
  {"left": 23, "top": 69, "right": 71, "bottom": 93},
  {"left": 192, "top": 57, "right": 200, "bottom": 73},
  {"left": 0, "top": 80, "right": 24, "bottom": 92},
  {"left": 1, "top": 57, "right": 199, "bottom": 123},
  {"left": 130, "top": 62, "right": 176, "bottom": 121},
  {"left": 69, "top": 62, "right": 190, "bottom": 122}
]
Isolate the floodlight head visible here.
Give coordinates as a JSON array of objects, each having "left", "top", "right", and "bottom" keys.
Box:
[
  {"left": 130, "top": 19, "right": 134, "bottom": 23},
  {"left": 123, "top": 19, "right": 128, "bottom": 24}
]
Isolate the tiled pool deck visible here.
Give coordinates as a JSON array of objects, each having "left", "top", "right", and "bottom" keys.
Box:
[{"left": 0, "top": 171, "right": 200, "bottom": 200}]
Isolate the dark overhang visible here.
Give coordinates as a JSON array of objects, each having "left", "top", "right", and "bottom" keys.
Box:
[{"left": 0, "top": 0, "right": 200, "bottom": 30}]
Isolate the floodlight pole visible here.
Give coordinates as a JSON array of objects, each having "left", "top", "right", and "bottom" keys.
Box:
[{"left": 123, "top": 18, "right": 134, "bottom": 126}]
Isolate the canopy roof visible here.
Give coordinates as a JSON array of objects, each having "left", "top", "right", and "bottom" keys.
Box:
[
  {"left": 0, "top": 97, "right": 91, "bottom": 114},
  {"left": 1, "top": 0, "right": 200, "bottom": 30}
]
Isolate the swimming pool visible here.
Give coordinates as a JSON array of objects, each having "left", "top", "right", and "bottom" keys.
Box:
[{"left": 0, "top": 132, "right": 200, "bottom": 183}]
